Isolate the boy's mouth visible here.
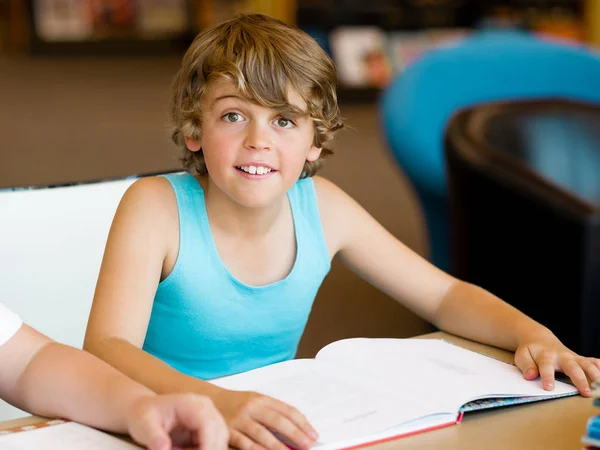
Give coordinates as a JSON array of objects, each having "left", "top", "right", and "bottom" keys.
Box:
[{"left": 235, "top": 165, "right": 275, "bottom": 175}]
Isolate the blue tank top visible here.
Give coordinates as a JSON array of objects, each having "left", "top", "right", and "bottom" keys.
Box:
[{"left": 142, "top": 172, "right": 331, "bottom": 379}]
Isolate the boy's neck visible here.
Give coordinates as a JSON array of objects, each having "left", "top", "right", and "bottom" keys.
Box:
[{"left": 199, "top": 175, "right": 288, "bottom": 238}]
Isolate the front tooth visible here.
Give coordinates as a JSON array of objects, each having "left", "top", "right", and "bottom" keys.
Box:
[
  {"left": 249, "top": 166, "right": 257, "bottom": 174},
  {"left": 258, "top": 167, "right": 266, "bottom": 175}
]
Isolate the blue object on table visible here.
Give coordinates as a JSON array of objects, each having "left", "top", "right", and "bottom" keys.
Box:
[
  {"left": 587, "top": 415, "right": 600, "bottom": 440},
  {"left": 380, "top": 30, "right": 600, "bottom": 272}
]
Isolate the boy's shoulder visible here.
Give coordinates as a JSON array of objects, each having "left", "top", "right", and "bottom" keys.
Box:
[
  {"left": 311, "top": 175, "right": 364, "bottom": 253},
  {"left": 312, "top": 175, "right": 371, "bottom": 226},
  {"left": 312, "top": 175, "right": 350, "bottom": 207},
  {"left": 312, "top": 175, "right": 356, "bottom": 222},
  {"left": 119, "top": 175, "right": 177, "bottom": 218},
  {"left": 127, "top": 175, "right": 174, "bottom": 199}
]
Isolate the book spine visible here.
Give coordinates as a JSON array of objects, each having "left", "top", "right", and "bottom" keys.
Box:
[{"left": 341, "top": 416, "right": 461, "bottom": 450}]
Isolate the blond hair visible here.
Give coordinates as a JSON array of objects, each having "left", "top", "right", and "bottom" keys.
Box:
[{"left": 169, "top": 13, "right": 343, "bottom": 178}]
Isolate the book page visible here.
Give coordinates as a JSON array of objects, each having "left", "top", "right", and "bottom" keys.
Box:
[
  {"left": 211, "top": 359, "right": 454, "bottom": 447},
  {"left": 315, "top": 338, "right": 578, "bottom": 411},
  {"left": 210, "top": 340, "right": 577, "bottom": 448},
  {"left": 0, "top": 421, "right": 140, "bottom": 449}
]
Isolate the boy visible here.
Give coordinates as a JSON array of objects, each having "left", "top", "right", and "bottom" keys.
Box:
[{"left": 84, "top": 13, "right": 600, "bottom": 450}]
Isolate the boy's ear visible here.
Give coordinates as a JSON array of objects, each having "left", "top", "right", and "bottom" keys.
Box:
[
  {"left": 306, "top": 145, "right": 322, "bottom": 162},
  {"left": 184, "top": 136, "right": 202, "bottom": 152}
]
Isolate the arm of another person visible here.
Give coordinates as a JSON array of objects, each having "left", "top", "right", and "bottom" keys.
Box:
[
  {"left": 83, "top": 176, "right": 317, "bottom": 450},
  {"left": 0, "top": 321, "right": 228, "bottom": 450},
  {"left": 313, "top": 176, "right": 600, "bottom": 396}
]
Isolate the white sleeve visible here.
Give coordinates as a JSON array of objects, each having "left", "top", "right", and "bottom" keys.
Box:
[{"left": 0, "top": 302, "right": 23, "bottom": 347}]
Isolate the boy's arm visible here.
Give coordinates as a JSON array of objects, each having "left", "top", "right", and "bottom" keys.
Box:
[
  {"left": 83, "top": 176, "right": 212, "bottom": 396},
  {"left": 0, "top": 323, "right": 229, "bottom": 450},
  {"left": 314, "top": 176, "right": 456, "bottom": 323},
  {"left": 314, "top": 176, "right": 600, "bottom": 395},
  {"left": 82, "top": 176, "right": 240, "bottom": 399},
  {"left": 84, "top": 177, "right": 317, "bottom": 450}
]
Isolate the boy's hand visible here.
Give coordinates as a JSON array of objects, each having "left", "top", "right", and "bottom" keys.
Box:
[
  {"left": 514, "top": 337, "right": 600, "bottom": 397},
  {"left": 126, "top": 393, "right": 229, "bottom": 450},
  {"left": 214, "top": 389, "right": 318, "bottom": 450}
]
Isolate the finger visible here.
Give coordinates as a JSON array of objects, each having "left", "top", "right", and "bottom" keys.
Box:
[
  {"left": 242, "top": 420, "right": 291, "bottom": 450},
  {"left": 172, "top": 396, "right": 229, "bottom": 450},
  {"left": 261, "top": 397, "right": 318, "bottom": 441},
  {"left": 534, "top": 351, "right": 557, "bottom": 391},
  {"left": 129, "top": 406, "right": 172, "bottom": 450},
  {"left": 514, "top": 347, "right": 539, "bottom": 380},
  {"left": 251, "top": 408, "right": 314, "bottom": 450},
  {"left": 229, "top": 427, "right": 268, "bottom": 450},
  {"left": 582, "top": 359, "right": 600, "bottom": 386},
  {"left": 559, "top": 358, "right": 592, "bottom": 396}
]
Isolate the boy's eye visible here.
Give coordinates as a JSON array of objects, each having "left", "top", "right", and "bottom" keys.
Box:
[
  {"left": 275, "top": 117, "right": 294, "bottom": 128},
  {"left": 223, "top": 112, "right": 243, "bottom": 123}
]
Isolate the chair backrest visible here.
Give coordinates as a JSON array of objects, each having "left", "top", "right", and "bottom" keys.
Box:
[
  {"left": 444, "top": 99, "right": 600, "bottom": 356},
  {"left": 0, "top": 173, "right": 164, "bottom": 420},
  {"left": 380, "top": 29, "right": 600, "bottom": 271}
]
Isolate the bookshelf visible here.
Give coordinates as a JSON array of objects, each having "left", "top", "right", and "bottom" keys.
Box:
[
  {"left": 1, "top": 1, "right": 597, "bottom": 102},
  {"left": 297, "top": 0, "right": 592, "bottom": 102},
  {"left": 1, "top": 1, "right": 189, "bottom": 55},
  {"left": 1, "top": 1, "right": 295, "bottom": 56}
]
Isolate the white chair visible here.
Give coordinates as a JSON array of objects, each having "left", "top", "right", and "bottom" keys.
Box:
[{"left": 0, "top": 173, "right": 179, "bottom": 420}]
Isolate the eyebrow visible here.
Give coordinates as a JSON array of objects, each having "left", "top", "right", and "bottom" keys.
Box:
[
  {"left": 210, "top": 94, "right": 248, "bottom": 108},
  {"left": 210, "top": 94, "right": 309, "bottom": 118},
  {"left": 276, "top": 104, "right": 309, "bottom": 120}
]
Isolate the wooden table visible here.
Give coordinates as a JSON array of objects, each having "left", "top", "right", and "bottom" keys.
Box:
[{"left": 1, "top": 332, "right": 596, "bottom": 449}]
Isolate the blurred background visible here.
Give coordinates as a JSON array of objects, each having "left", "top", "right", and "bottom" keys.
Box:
[
  {"left": 1, "top": 0, "right": 600, "bottom": 360},
  {"left": 2, "top": 2, "right": 598, "bottom": 90}
]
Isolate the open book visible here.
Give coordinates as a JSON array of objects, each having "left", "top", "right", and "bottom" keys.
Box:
[
  {"left": 0, "top": 420, "right": 139, "bottom": 449},
  {"left": 211, "top": 338, "right": 578, "bottom": 450}
]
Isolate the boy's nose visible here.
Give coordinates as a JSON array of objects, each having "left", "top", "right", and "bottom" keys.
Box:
[{"left": 244, "top": 122, "right": 272, "bottom": 151}]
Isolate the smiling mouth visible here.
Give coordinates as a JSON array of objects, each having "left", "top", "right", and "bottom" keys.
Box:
[{"left": 235, "top": 165, "right": 275, "bottom": 175}]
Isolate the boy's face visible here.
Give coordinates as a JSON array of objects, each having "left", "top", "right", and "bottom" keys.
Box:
[{"left": 185, "top": 79, "right": 322, "bottom": 208}]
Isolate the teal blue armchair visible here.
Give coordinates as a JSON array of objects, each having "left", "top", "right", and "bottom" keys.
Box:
[{"left": 380, "top": 30, "right": 600, "bottom": 272}]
